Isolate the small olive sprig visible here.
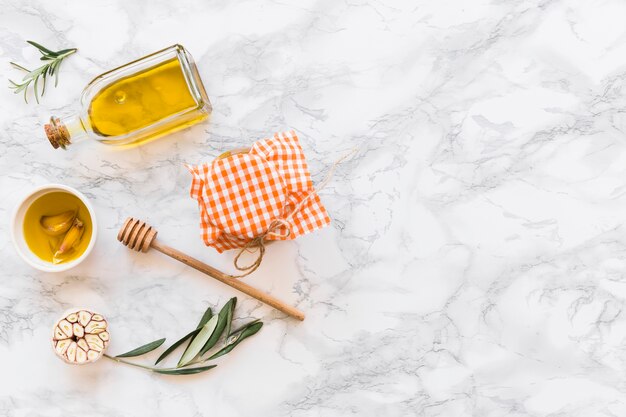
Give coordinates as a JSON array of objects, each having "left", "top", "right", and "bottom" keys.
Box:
[{"left": 104, "top": 298, "right": 263, "bottom": 375}]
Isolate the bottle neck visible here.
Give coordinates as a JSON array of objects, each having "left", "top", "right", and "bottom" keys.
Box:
[{"left": 44, "top": 115, "right": 88, "bottom": 149}]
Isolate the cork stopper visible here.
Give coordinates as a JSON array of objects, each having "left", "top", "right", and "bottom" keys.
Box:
[{"left": 44, "top": 117, "right": 71, "bottom": 150}]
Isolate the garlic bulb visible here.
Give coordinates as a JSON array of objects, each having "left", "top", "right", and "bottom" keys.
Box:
[{"left": 52, "top": 309, "right": 109, "bottom": 364}]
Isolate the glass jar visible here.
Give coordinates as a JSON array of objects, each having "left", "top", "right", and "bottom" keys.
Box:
[{"left": 45, "top": 44, "right": 211, "bottom": 149}]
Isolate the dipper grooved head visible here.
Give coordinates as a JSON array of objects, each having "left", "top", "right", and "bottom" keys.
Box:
[{"left": 117, "top": 217, "right": 157, "bottom": 252}]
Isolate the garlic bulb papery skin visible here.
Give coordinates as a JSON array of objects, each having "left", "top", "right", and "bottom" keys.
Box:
[{"left": 52, "top": 309, "right": 110, "bottom": 365}]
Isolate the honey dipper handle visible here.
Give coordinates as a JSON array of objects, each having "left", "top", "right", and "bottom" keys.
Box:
[{"left": 150, "top": 239, "right": 305, "bottom": 321}]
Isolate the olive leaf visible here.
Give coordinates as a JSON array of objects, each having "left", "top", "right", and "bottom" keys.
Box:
[
  {"left": 116, "top": 338, "right": 166, "bottom": 358},
  {"left": 155, "top": 306, "right": 214, "bottom": 365},
  {"left": 154, "top": 329, "right": 198, "bottom": 365},
  {"left": 228, "top": 319, "right": 261, "bottom": 337},
  {"left": 208, "top": 322, "right": 263, "bottom": 361},
  {"left": 154, "top": 365, "right": 217, "bottom": 375},
  {"left": 178, "top": 315, "right": 218, "bottom": 367},
  {"left": 196, "top": 306, "right": 214, "bottom": 328},
  {"left": 223, "top": 297, "right": 236, "bottom": 339},
  {"left": 199, "top": 297, "right": 236, "bottom": 356}
]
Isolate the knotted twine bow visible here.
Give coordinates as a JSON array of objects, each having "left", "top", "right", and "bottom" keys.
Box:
[
  {"left": 186, "top": 131, "right": 356, "bottom": 278},
  {"left": 232, "top": 150, "right": 352, "bottom": 277}
]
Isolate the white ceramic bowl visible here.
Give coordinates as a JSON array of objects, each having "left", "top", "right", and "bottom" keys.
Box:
[{"left": 11, "top": 184, "right": 97, "bottom": 272}]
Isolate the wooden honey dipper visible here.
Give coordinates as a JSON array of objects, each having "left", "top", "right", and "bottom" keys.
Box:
[{"left": 117, "top": 217, "right": 305, "bottom": 321}]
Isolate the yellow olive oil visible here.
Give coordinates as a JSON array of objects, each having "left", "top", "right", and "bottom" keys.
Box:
[
  {"left": 45, "top": 45, "right": 211, "bottom": 150},
  {"left": 23, "top": 192, "right": 93, "bottom": 263},
  {"left": 88, "top": 58, "right": 197, "bottom": 137}
]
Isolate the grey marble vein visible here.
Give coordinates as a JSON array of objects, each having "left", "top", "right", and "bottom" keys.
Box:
[{"left": 2, "top": 0, "right": 626, "bottom": 415}]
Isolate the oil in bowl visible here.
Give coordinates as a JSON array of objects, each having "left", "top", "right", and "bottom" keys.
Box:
[{"left": 23, "top": 191, "right": 93, "bottom": 264}]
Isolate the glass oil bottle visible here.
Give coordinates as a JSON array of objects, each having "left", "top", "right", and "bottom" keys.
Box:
[{"left": 45, "top": 44, "right": 211, "bottom": 149}]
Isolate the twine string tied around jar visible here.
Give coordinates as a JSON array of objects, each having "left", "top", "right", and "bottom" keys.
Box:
[{"left": 231, "top": 147, "right": 358, "bottom": 278}]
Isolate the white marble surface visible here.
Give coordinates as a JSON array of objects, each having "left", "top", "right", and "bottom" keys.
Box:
[{"left": 2, "top": 0, "right": 626, "bottom": 415}]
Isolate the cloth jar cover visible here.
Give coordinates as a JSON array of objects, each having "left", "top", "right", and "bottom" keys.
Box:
[{"left": 186, "top": 131, "right": 331, "bottom": 253}]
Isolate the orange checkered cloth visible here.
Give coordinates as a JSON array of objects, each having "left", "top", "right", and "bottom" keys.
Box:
[{"left": 185, "top": 131, "right": 331, "bottom": 253}]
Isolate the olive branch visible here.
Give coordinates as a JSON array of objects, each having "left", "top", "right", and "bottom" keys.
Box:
[{"left": 104, "top": 298, "right": 263, "bottom": 376}]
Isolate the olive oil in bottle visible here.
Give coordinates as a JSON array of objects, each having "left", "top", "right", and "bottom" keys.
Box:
[{"left": 45, "top": 45, "right": 211, "bottom": 149}]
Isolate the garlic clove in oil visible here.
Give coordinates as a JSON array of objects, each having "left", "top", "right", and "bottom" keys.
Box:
[
  {"left": 53, "top": 219, "right": 84, "bottom": 264},
  {"left": 40, "top": 210, "right": 77, "bottom": 236},
  {"left": 52, "top": 309, "right": 109, "bottom": 365}
]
